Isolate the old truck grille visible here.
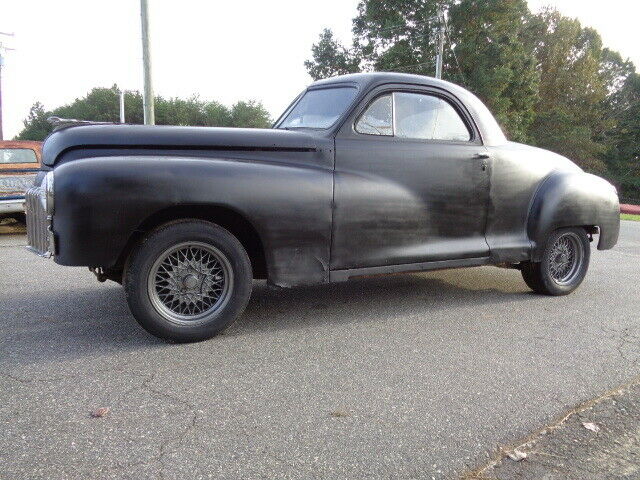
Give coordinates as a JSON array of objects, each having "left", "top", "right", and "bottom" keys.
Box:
[{"left": 25, "top": 186, "right": 52, "bottom": 257}]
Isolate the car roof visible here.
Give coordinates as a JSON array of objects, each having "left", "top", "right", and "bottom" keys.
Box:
[
  {"left": 310, "top": 72, "right": 460, "bottom": 91},
  {"left": 310, "top": 72, "right": 507, "bottom": 146}
]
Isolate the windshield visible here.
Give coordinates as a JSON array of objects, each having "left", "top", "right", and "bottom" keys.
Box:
[
  {"left": 278, "top": 86, "right": 358, "bottom": 129},
  {"left": 1, "top": 148, "right": 38, "bottom": 164}
]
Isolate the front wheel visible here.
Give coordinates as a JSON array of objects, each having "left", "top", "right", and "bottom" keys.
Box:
[
  {"left": 124, "top": 220, "right": 252, "bottom": 342},
  {"left": 521, "top": 227, "right": 590, "bottom": 296}
]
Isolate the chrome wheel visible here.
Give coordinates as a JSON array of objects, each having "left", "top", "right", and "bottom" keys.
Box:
[
  {"left": 147, "top": 241, "right": 233, "bottom": 325},
  {"left": 548, "top": 232, "right": 584, "bottom": 285}
]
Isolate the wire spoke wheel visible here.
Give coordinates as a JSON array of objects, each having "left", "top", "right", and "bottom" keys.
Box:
[
  {"left": 547, "top": 232, "right": 584, "bottom": 286},
  {"left": 147, "top": 241, "right": 233, "bottom": 325}
]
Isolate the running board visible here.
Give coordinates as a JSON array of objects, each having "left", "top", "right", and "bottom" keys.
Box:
[{"left": 329, "top": 257, "right": 491, "bottom": 282}]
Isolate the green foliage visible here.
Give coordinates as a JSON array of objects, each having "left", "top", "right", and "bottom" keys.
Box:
[
  {"left": 448, "top": 0, "right": 539, "bottom": 142},
  {"left": 603, "top": 73, "right": 640, "bottom": 201},
  {"left": 304, "top": 29, "right": 360, "bottom": 81},
  {"left": 15, "top": 102, "right": 51, "bottom": 141},
  {"left": 527, "top": 10, "right": 609, "bottom": 170},
  {"left": 352, "top": 0, "right": 451, "bottom": 74},
  {"left": 15, "top": 86, "right": 272, "bottom": 141},
  {"left": 229, "top": 101, "right": 272, "bottom": 129}
]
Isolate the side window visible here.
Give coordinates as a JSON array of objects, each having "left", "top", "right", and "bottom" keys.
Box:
[
  {"left": 355, "top": 94, "right": 393, "bottom": 136},
  {"left": 394, "top": 92, "right": 471, "bottom": 141}
]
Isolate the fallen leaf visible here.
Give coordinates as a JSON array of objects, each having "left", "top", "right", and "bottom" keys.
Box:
[
  {"left": 582, "top": 422, "right": 600, "bottom": 432},
  {"left": 330, "top": 410, "right": 349, "bottom": 418},
  {"left": 91, "top": 407, "right": 110, "bottom": 418},
  {"left": 508, "top": 449, "right": 527, "bottom": 461}
]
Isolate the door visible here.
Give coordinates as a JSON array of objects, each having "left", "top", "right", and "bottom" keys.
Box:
[{"left": 330, "top": 87, "right": 491, "bottom": 270}]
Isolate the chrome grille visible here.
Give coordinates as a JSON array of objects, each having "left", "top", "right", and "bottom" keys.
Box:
[{"left": 25, "top": 186, "right": 51, "bottom": 257}]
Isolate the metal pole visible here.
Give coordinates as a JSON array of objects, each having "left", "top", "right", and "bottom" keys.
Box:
[
  {"left": 140, "top": 0, "right": 155, "bottom": 125},
  {"left": 0, "top": 33, "right": 14, "bottom": 140},
  {"left": 435, "top": 6, "right": 445, "bottom": 79},
  {"left": 0, "top": 56, "right": 4, "bottom": 140},
  {"left": 119, "top": 89, "right": 126, "bottom": 123}
]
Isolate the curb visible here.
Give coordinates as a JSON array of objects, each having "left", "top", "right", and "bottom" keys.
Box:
[{"left": 621, "top": 204, "right": 640, "bottom": 215}]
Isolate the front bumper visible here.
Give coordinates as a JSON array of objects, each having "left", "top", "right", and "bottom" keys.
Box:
[{"left": 0, "top": 196, "right": 25, "bottom": 214}]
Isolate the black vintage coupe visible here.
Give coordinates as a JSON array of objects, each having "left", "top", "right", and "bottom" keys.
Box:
[{"left": 26, "top": 73, "right": 620, "bottom": 342}]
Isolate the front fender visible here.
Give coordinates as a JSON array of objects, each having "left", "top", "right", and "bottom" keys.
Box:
[
  {"left": 52, "top": 155, "right": 334, "bottom": 286},
  {"left": 527, "top": 171, "right": 620, "bottom": 261}
]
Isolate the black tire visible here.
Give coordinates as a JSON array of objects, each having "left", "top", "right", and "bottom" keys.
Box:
[
  {"left": 124, "top": 220, "right": 252, "bottom": 342},
  {"left": 521, "top": 227, "right": 590, "bottom": 296}
]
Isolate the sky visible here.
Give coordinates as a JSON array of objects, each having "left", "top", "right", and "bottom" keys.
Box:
[{"left": 1, "top": 0, "right": 639, "bottom": 139}]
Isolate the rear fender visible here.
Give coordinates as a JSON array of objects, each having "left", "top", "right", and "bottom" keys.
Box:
[{"left": 527, "top": 172, "right": 620, "bottom": 261}]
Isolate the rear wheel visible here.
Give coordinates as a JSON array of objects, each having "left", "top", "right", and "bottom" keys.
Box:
[
  {"left": 521, "top": 227, "right": 590, "bottom": 296},
  {"left": 124, "top": 220, "right": 252, "bottom": 342}
]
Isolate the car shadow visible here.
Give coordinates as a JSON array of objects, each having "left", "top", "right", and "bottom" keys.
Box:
[
  {"left": 234, "top": 266, "right": 535, "bottom": 335},
  {"left": 2, "top": 266, "right": 541, "bottom": 367}
]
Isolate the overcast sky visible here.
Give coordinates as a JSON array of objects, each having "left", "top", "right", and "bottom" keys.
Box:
[{"left": 1, "top": 0, "right": 638, "bottom": 139}]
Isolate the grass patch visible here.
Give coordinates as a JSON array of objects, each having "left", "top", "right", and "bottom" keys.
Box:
[{"left": 621, "top": 213, "right": 640, "bottom": 221}]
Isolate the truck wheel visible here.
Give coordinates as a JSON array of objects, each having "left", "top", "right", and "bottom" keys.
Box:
[
  {"left": 124, "top": 220, "right": 252, "bottom": 342},
  {"left": 521, "top": 227, "right": 590, "bottom": 296}
]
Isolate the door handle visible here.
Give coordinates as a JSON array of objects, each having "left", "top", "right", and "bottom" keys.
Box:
[{"left": 472, "top": 153, "right": 490, "bottom": 171}]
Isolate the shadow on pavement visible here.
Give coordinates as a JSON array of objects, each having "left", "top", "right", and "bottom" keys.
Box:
[{"left": 2, "top": 266, "right": 539, "bottom": 365}]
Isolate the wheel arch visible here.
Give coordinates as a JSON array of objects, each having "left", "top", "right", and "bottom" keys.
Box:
[
  {"left": 526, "top": 171, "right": 620, "bottom": 261},
  {"left": 115, "top": 204, "right": 268, "bottom": 280}
]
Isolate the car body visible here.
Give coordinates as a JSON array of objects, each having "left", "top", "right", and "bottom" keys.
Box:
[
  {"left": 25, "top": 73, "right": 620, "bottom": 341},
  {"left": 0, "top": 141, "right": 42, "bottom": 217}
]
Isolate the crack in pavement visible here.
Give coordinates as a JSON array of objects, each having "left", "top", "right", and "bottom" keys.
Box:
[
  {"left": 105, "top": 372, "right": 201, "bottom": 479},
  {"left": 462, "top": 373, "right": 640, "bottom": 479},
  {"left": 614, "top": 327, "right": 640, "bottom": 366}
]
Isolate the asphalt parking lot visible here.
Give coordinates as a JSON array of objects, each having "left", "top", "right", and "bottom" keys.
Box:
[{"left": 1, "top": 221, "right": 639, "bottom": 479}]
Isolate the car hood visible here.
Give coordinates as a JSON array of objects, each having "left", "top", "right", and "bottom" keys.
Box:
[{"left": 41, "top": 124, "right": 318, "bottom": 167}]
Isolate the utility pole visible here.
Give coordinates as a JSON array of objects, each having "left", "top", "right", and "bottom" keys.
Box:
[
  {"left": 435, "top": 5, "right": 445, "bottom": 79},
  {"left": 140, "top": 0, "right": 155, "bottom": 125},
  {"left": 0, "top": 32, "right": 16, "bottom": 141},
  {"left": 119, "top": 89, "right": 126, "bottom": 123}
]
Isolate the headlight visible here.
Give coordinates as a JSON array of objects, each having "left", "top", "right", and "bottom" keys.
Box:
[{"left": 44, "top": 171, "right": 54, "bottom": 214}]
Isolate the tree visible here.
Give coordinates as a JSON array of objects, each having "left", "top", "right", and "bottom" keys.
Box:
[
  {"left": 15, "top": 102, "right": 51, "bottom": 141},
  {"left": 351, "top": 0, "right": 451, "bottom": 74},
  {"left": 527, "top": 10, "right": 611, "bottom": 171},
  {"left": 305, "top": 29, "right": 360, "bottom": 81},
  {"left": 448, "top": 0, "right": 539, "bottom": 142},
  {"left": 14, "top": 87, "right": 273, "bottom": 141},
  {"left": 604, "top": 72, "right": 640, "bottom": 200},
  {"left": 229, "top": 101, "right": 271, "bottom": 128}
]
